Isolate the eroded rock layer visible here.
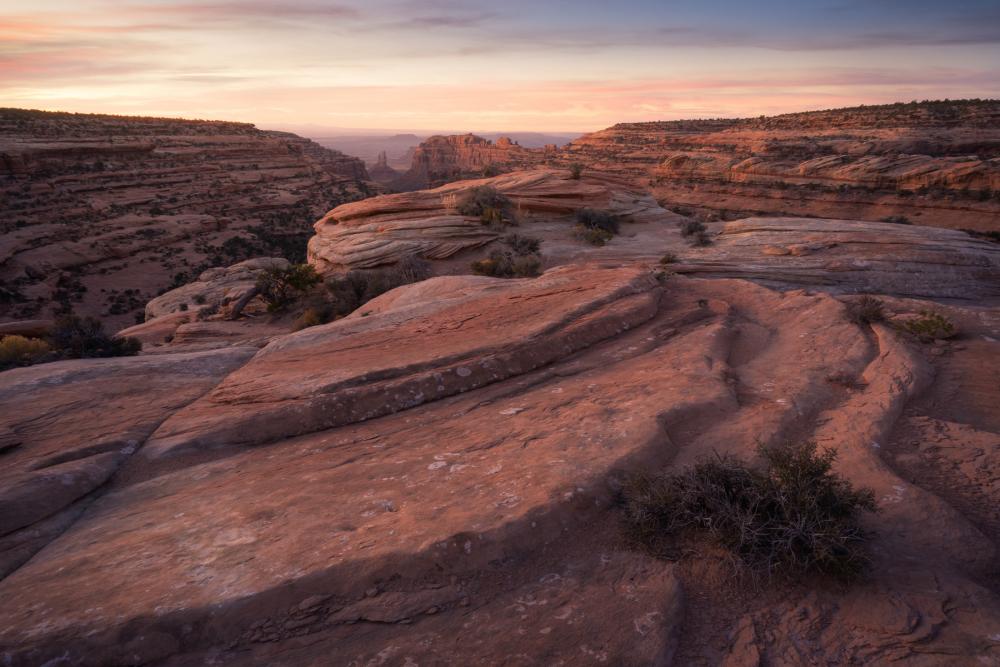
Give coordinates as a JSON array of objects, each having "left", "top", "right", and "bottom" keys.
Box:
[
  {"left": 0, "top": 109, "right": 372, "bottom": 328},
  {"left": 2, "top": 262, "right": 1000, "bottom": 665}
]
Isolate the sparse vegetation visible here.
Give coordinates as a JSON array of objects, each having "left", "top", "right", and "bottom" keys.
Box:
[
  {"left": 846, "top": 296, "right": 886, "bottom": 325},
  {"left": 679, "top": 220, "right": 712, "bottom": 246},
  {"left": 471, "top": 250, "right": 542, "bottom": 278},
  {"left": 323, "top": 254, "right": 432, "bottom": 318},
  {"left": 659, "top": 252, "right": 677, "bottom": 265},
  {"left": 256, "top": 264, "right": 322, "bottom": 312},
  {"left": 455, "top": 186, "right": 516, "bottom": 226},
  {"left": 0, "top": 335, "right": 52, "bottom": 371},
  {"left": 569, "top": 163, "right": 583, "bottom": 180},
  {"left": 622, "top": 441, "right": 877, "bottom": 580},
  {"left": 46, "top": 315, "right": 142, "bottom": 359},
  {"left": 502, "top": 233, "right": 541, "bottom": 255},
  {"left": 897, "top": 310, "right": 957, "bottom": 342},
  {"left": 575, "top": 208, "right": 620, "bottom": 246},
  {"left": 880, "top": 215, "right": 912, "bottom": 225}
]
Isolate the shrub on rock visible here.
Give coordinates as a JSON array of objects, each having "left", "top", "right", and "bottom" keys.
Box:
[
  {"left": 455, "top": 186, "right": 516, "bottom": 226},
  {"left": 898, "top": 310, "right": 957, "bottom": 341},
  {"left": 471, "top": 250, "right": 541, "bottom": 278},
  {"left": 47, "top": 315, "right": 141, "bottom": 359},
  {"left": 623, "top": 441, "right": 877, "bottom": 580},
  {"left": 0, "top": 335, "right": 52, "bottom": 371},
  {"left": 256, "top": 263, "right": 321, "bottom": 312}
]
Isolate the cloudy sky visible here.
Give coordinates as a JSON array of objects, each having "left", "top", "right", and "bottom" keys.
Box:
[{"left": 2, "top": 0, "right": 999, "bottom": 132}]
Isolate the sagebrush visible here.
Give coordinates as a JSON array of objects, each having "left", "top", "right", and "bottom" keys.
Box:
[{"left": 622, "top": 441, "right": 877, "bottom": 580}]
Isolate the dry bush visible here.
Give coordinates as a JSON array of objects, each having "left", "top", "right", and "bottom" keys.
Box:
[
  {"left": 471, "top": 250, "right": 541, "bottom": 278},
  {"left": 256, "top": 263, "right": 321, "bottom": 312},
  {"left": 324, "top": 254, "right": 432, "bottom": 317},
  {"left": 503, "top": 233, "right": 541, "bottom": 256},
  {"left": 846, "top": 296, "right": 886, "bottom": 325},
  {"left": 569, "top": 163, "right": 583, "bottom": 180},
  {"left": 455, "top": 186, "right": 516, "bottom": 226},
  {"left": 47, "top": 315, "right": 141, "bottom": 359},
  {"left": 0, "top": 335, "right": 52, "bottom": 370},
  {"left": 622, "top": 441, "right": 877, "bottom": 581}
]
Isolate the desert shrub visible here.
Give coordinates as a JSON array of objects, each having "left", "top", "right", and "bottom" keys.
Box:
[
  {"left": 659, "top": 252, "right": 677, "bottom": 264},
  {"left": 481, "top": 163, "right": 500, "bottom": 177},
  {"left": 622, "top": 441, "right": 877, "bottom": 580},
  {"left": 324, "top": 254, "right": 432, "bottom": 317},
  {"left": 898, "top": 310, "right": 956, "bottom": 342},
  {"left": 569, "top": 163, "right": 583, "bottom": 180},
  {"left": 679, "top": 220, "right": 706, "bottom": 237},
  {"left": 470, "top": 250, "right": 541, "bottom": 278},
  {"left": 689, "top": 231, "right": 713, "bottom": 247},
  {"left": 46, "top": 315, "right": 142, "bottom": 359},
  {"left": 576, "top": 208, "right": 620, "bottom": 235},
  {"left": 846, "top": 296, "right": 885, "bottom": 325},
  {"left": 256, "top": 263, "right": 321, "bottom": 312},
  {"left": 292, "top": 307, "right": 328, "bottom": 331},
  {"left": 576, "top": 225, "right": 614, "bottom": 246},
  {"left": 503, "top": 233, "right": 541, "bottom": 256},
  {"left": 0, "top": 335, "right": 52, "bottom": 370},
  {"left": 455, "top": 186, "right": 515, "bottom": 226},
  {"left": 880, "top": 215, "right": 912, "bottom": 225}
]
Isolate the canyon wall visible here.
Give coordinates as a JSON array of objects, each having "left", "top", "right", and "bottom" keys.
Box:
[{"left": 0, "top": 109, "right": 372, "bottom": 328}]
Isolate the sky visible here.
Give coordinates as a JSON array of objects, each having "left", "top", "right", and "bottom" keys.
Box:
[{"left": 2, "top": 0, "right": 999, "bottom": 133}]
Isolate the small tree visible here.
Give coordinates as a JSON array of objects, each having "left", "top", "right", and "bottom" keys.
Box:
[{"left": 569, "top": 163, "right": 583, "bottom": 180}]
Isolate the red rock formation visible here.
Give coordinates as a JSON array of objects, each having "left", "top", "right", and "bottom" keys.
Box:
[
  {"left": 0, "top": 108, "right": 373, "bottom": 329},
  {"left": 401, "top": 133, "right": 544, "bottom": 188}
]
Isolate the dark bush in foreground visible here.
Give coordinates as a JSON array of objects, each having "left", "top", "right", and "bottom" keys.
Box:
[
  {"left": 471, "top": 250, "right": 541, "bottom": 278},
  {"left": 47, "top": 315, "right": 142, "bottom": 359},
  {"left": 846, "top": 296, "right": 885, "bottom": 325},
  {"left": 622, "top": 441, "right": 877, "bottom": 580},
  {"left": 569, "top": 163, "right": 583, "bottom": 180},
  {"left": 880, "top": 215, "right": 912, "bottom": 225},
  {"left": 455, "top": 186, "right": 516, "bottom": 226},
  {"left": 257, "top": 263, "right": 322, "bottom": 312}
]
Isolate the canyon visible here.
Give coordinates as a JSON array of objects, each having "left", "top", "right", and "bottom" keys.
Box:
[
  {"left": 0, "top": 109, "right": 373, "bottom": 329},
  {"left": 1, "top": 101, "right": 1000, "bottom": 666},
  {"left": 393, "top": 100, "right": 1000, "bottom": 232}
]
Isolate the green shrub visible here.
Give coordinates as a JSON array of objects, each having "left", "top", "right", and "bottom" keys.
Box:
[
  {"left": 622, "top": 441, "right": 877, "bottom": 580},
  {"left": 0, "top": 335, "right": 52, "bottom": 370},
  {"left": 576, "top": 225, "right": 614, "bottom": 246},
  {"left": 898, "top": 310, "right": 956, "bottom": 341},
  {"left": 256, "top": 263, "right": 322, "bottom": 312},
  {"left": 47, "top": 315, "right": 141, "bottom": 359},
  {"left": 569, "top": 163, "right": 583, "bottom": 180},
  {"left": 846, "top": 296, "right": 885, "bottom": 325},
  {"left": 455, "top": 186, "right": 516, "bottom": 226},
  {"left": 659, "top": 252, "right": 677, "bottom": 264},
  {"left": 503, "top": 233, "right": 541, "bottom": 256},
  {"left": 689, "top": 231, "right": 713, "bottom": 247},
  {"left": 470, "top": 250, "right": 541, "bottom": 278}
]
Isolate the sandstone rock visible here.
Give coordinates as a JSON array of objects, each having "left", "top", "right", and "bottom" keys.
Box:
[
  {"left": 0, "top": 264, "right": 999, "bottom": 664},
  {"left": 0, "top": 347, "right": 255, "bottom": 572},
  {"left": 307, "top": 169, "right": 669, "bottom": 273},
  {"left": 144, "top": 257, "right": 288, "bottom": 321},
  {"left": 141, "top": 264, "right": 660, "bottom": 458},
  {"left": 673, "top": 217, "right": 1000, "bottom": 299}
]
